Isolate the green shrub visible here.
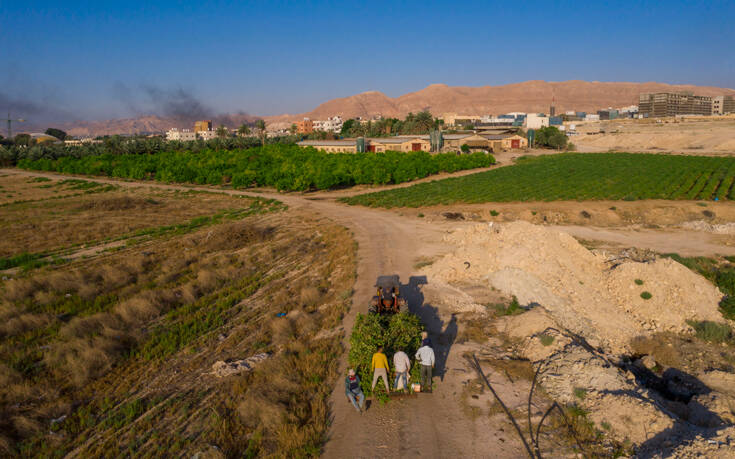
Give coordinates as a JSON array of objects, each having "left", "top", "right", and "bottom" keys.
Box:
[
  {"left": 640, "top": 291, "right": 652, "bottom": 300},
  {"left": 687, "top": 320, "right": 734, "bottom": 344},
  {"left": 347, "top": 313, "right": 423, "bottom": 393},
  {"left": 634, "top": 279, "right": 644, "bottom": 285},
  {"left": 489, "top": 210, "right": 499, "bottom": 217},
  {"left": 540, "top": 334, "right": 555, "bottom": 346},
  {"left": 494, "top": 296, "right": 523, "bottom": 316}
]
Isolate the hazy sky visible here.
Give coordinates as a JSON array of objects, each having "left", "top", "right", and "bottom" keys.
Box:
[{"left": 2, "top": 0, "right": 734, "bottom": 122}]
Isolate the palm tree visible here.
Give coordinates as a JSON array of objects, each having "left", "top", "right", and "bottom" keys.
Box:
[
  {"left": 215, "top": 125, "right": 229, "bottom": 138},
  {"left": 237, "top": 124, "right": 251, "bottom": 137},
  {"left": 415, "top": 111, "right": 434, "bottom": 133},
  {"left": 255, "top": 119, "right": 267, "bottom": 146}
]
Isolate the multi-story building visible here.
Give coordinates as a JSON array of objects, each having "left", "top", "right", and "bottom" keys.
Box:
[
  {"left": 296, "top": 118, "right": 314, "bottom": 134},
  {"left": 194, "top": 120, "right": 212, "bottom": 132},
  {"left": 713, "top": 96, "right": 735, "bottom": 115},
  {"left": 166, "top": 128, "right": 196, "bottom": 141},
  {"left": 639, "top": 93, "right": 712, "bottom": 117},
  {"left": 524, "top": 114, "right": 549, "bottom": 129},
  {"left": 197, "top": 129, "right": 217, "bottom": 140},
  {"left": 313, "top": 116, "right": 344, "bottom": 133}
]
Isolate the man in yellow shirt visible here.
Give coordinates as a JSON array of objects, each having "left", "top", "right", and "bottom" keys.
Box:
[{"left": 371, "top": 345, "right": 390, "bottom": 392}]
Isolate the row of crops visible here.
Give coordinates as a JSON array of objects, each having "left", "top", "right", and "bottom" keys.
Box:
[
  {"left": 16, "top": 145, "right": 494, "bottom": 191},
  {"left": 343, "top": 153, "right": 735, "bottom": 207}
]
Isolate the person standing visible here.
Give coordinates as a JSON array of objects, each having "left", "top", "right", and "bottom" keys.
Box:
[
  {"left": 345, "top": 369, "right": 365, "bottom": 413},
  {"left": 371, "top": 346, "right": 390, "bottom": 393},
  {"left": 415, "top": 341, "right": 435, "bottom": 392},
  {"left": 393, "top": 349, "right": 411, "bottom": 392}
]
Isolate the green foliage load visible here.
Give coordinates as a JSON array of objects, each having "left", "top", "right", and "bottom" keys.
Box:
[
  {"left": 347, "top": 313, "right": 423, "bottom": 392},
  {"left": 17, "top": 145, "right": 494, "bottom": 192},
  {"left": 344, "top": 153, "right": 735, "bottom": 208}
]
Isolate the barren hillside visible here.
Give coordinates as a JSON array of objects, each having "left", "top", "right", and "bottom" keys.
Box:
[{"left": 267, "top": 80, "right": 735, "bottom": 126}]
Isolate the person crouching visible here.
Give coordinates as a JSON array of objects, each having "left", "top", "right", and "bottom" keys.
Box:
[{"left": 345, "top": 369, "right": 365, "bottom": 413}]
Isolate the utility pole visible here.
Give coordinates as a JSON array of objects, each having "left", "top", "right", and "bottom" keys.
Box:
[{"left": 4, "top": 112, "right": 25, "bottom": 139}]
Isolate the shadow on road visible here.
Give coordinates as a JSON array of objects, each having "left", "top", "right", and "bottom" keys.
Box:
[{"left": 394, "top": 275, "right": 458, "bottom": 382}]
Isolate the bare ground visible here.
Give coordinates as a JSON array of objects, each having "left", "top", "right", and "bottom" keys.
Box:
[{"left": 5, "top": 168, "right": 735, "bottom": 457}]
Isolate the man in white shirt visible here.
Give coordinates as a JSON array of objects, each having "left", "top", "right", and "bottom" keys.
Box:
[
  {"left": 393, "top": 349, "right": 411, "bottom": 392},
  {"left": 415, "top": 342, "right": 435, "bottom": 392}
]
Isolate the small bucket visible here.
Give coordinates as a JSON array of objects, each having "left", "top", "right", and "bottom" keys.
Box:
[{"left": 411, "top": 383, "right": 421, "bottom": 393}]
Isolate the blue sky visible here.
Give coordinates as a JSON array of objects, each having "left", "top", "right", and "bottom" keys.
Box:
[{"left": 1, "top": 0, "right": 734, "bottom": 122}]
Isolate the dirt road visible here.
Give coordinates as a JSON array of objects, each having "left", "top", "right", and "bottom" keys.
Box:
[{"left": 6, "top": 167, "right": 735, "bottom": 457}]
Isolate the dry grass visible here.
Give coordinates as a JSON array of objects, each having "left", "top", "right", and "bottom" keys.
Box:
[
  {"left": 0, "top": 199, "right": 357, "bottom": 457},
  {"left": 0, "top": 182, "right": 267, "bottom": 257}
]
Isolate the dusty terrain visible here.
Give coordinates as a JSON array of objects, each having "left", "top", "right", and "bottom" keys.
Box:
[
  {"left": 574, "top": 116, "right": 735, "bottom": 154},
  {"left": 5, "top": 167, "right": 735, "bottom": 457}
]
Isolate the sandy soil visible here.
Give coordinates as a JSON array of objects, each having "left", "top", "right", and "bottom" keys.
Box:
[
  {"left": 573, "top": 116, "right": 735, "bottom": 154},
  {"left": 6, "top": 167, "right": 735, "bottom": 457}
]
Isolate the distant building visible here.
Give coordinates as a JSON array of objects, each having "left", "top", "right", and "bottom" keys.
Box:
[
  {"left": 441, "top": 113, "right": 483, "bottom": 127},
  {"left": 65, "top": 138, "right": 102, "bottom": 146},
  {"left": 524, "top": 114, "right": 549, "bottom": 129},
  {"left": 313, "top": 116, "right": 344, "bottom": 133},
  {"left": 713, "top": 96, "right": 735, "bottom": 115},
  {"left": 297, "top": 132, "right": 526, "bottom": 154},
  {"left": 639, "top": 92, "right": 712, "bottom": 117},
  {"left": 194, "top": 120, "right": 212, "bottom": 132},
  {"left": 584, "top": 114, "right": 600, "bottom": 122},
  {"left": 597, "top": 109, "right": 619, "bottom": 120},
  {"left": 166, "top": 128, "right": 196, "bottom": 141},
  {"left": 296, "top": 118, "right": 314, "bottom": 134},
  {"left": 197, "top": 129, "right": 217, "bottom": 140}
]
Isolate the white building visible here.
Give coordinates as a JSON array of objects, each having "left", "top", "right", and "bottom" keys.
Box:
[
  {"left": 197, "top": 129, "right": 218, "bottom": 140},
  {"left": 313, "top": 116, "right": 344, "bottom": 133},
  {"left": 584, "top": 114, "right": 600, "bottom": 122},
  {"left": 166, "top": 128, "right": 196, "bottom": 141},
  {"left": 524, "top": 114, "right": 549, "bottom": 129}
]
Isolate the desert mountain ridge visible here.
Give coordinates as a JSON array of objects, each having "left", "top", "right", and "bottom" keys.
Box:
[{"left": 39, "top": 80, "right": 735, "bottom": 137}]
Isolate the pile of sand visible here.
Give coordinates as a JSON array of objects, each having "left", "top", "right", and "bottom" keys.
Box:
[{"left": 428, "top": 221, "right": 724, "bottom": 353}]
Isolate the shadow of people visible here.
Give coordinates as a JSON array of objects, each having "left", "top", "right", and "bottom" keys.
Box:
[{"left": 436, "top": 314, "right": 458, "bottom": 381}]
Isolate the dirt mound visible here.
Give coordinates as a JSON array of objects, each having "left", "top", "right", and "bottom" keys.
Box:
[{"left": 428, "top": 221, "right": 724, "bottom": 354}]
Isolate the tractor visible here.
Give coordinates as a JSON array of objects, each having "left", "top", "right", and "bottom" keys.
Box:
[{"left": 369, "top": 275, "right": 407, "bottom": 314}]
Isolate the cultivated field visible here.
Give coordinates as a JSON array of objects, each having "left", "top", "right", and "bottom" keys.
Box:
[
  {"left": 0, "top": 174, "right": 356, "bottom": 457},
  {"left": 16, "top": 145, "right": 494, "bottom": 191},
  {"left": 344, "top": 153, "right": 735, "bottom": 207}
]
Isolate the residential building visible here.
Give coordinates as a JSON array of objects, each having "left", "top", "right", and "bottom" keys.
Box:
[
  {"left": 194, "top": 120, "right": 212, "bottom": 132},
  {"left": 639, "top": 92, "right": 713, "bottom": 117},
  {"left": 296, "top": 118, "right": 314, "bottom": 134},
  {"left": 584, "top": 114, "right": 600, "bottom": 122},
  {"left": 197, "top": 129, "right": 217, "bottom": 140},
  {"left": 64, "top": 138, "right": 102, "bottom": 146},
  {"left": 313, "top": 116, "right": 344, "bottom": 133},
  {"left": 166, "top": 128, "right": 196, "bottom": 141},
  {"left": 713, "top": 96, "right": 735, "bottom": 115},
  {"left": 524, "top": 114, "right": 549, "bottom": 129}
]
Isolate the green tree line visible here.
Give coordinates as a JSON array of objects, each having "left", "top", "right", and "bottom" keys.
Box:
[
  {"left": 17, "top": 144, "right": 494, "bottom": 191},
  {"left": 0, "top": 135, "right": 301, "bottom": 167}
]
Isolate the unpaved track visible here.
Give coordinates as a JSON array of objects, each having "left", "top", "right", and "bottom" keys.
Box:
[{"left": 5, "top": 168, "right": 735, "bottom": 457}]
